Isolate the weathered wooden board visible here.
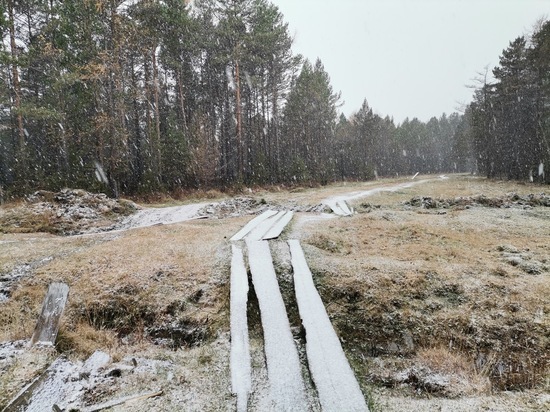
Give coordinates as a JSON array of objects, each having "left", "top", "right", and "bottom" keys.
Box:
[
  {"left": 81, "top": 390, "right": 163, "bottom": 412},
  {"left": 262, "top": 211, "right": 294, "bottom": 240},
  {"left": 337, "top": 200, "right": 353, "bottom": 216},
  {"left": 230, "top": 210, "right": 278, "bottom": 241},
  {"left": 30, "top": 282, "right": 69, "bottom": 346},
  {"left": 230, "top": 245, "right": 252, "bottom": 412},
  {"left": 2, "top": 369, "right": 50, "bottom": 412},
  {"left": 246, "top": 240, "right": 307, "bottom": 410},
  {"left": 289, "top": 240, "right": 368, "bottom": 411},
  {"left": 246, "top": 210, "right": 286, "bottom": 241},
  {"left": 323, "top": 199, "right": 353, "bottom": 216}
]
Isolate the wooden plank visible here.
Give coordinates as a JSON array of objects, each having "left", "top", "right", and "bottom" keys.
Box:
[
  {"left": 289, "top": 240, "right": 369, "bottom": 411},
  {"left": 1, "top": 368, "right": 51, "bottom": 412},
  {"left": 30, "top": 283, "right": 69, "bottom": 346},
  {"left": 230, "top": 246, "right": 251, "bottom": 412},
  {"left": 323, "top": 199, "right": 352, "bottom": 216},
  {"left": 230, "top": 210, "right": 278, "bottom": 241},
  {"left": 246, "top": 240, "right": 307, "bottom": 410},
  {"left": 262, "top": 211, "right": 294, "bottom": 240},
  {"left": 81, "top": 390, "right": 163, "bottom": 412},
  {"left": 246, "top": 210, "right": 285, "bottom": 241},
  {"left": 337, "top": 200, "right": 353, "bottom": 216}
]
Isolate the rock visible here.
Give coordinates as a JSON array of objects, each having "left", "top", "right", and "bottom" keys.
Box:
[
  {"left": 404, "top": 193, "right": 550, "bottom": 211},
  {"left": 498, "top": 245, "right": 520, "bottom": 254},
  {"left": 519, "top": 261, "right": 544, "bottom": 275},
  {"left": 394, "top": 367, "right": 450, "bottom": 393},
  {"left": 83, "top": 351, "right": 111, "bottom": 376},
  {"left": 505, "top": 256, "right": 523, "bottom": 267}
]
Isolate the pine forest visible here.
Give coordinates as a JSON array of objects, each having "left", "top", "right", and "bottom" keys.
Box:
[{"left": 1, "top": 0, "right": 549, "bottom": 198}]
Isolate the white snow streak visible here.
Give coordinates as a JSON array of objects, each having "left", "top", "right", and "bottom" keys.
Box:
[
  {"left": 24, "top": 357, "right": 81, "bottom": 412},
  {"left": 230, "top": 246, "right": 252, "bottom": 412},
  {"left": 323, "top": 179, "right": 434, "bottom": 215},
  {"left": 289, "top": 240, "right": 369, "bottom": 412},
  {"left": 119, "top": 203, "right": 208, "bottom": 229},
  {"left": 246, "top": 240, "right": 307, "bottom": 411}
]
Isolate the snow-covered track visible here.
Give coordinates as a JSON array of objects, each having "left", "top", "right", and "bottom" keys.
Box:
[
  {"left": 289, "top": 240, "right": 369, "bottom": 411},
  {"left": 246, "top": 240, "right": 308, "bottom": 411}
]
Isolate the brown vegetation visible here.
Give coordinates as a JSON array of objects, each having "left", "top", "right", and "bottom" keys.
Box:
[
  {"left": 0, "top": 175, "right": 548, "bottom": 410},
  {"left": 299, "top": 176, "right": 549, "bottom": 399}
]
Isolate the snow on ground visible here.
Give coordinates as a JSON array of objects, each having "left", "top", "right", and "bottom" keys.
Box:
[
  {"left": 24, "top": 357, "right": 81, "bottom": 412},
  {"left": 0, "top": 340, "right": 26, "bottom": 367},
  {"left": 289, "top": 240, "right": 369, "bottom": 412},
  {"left": 246, "top": 240, "right": 307, "bottom": 411},
  {"left": 287, "top": 213, "right": 336, "bottom": 239},
  {"left": 118, "top": 203, "right": 209, "bottom": 229},
  {"left": 0, "top": 257, "right": 52, "bottom": 303},
  {"left": 322, "top": 179, "right": 433, "bottom": 215},
  {"left": 2, "top": 348, "right": 175, "bottom": 411}
]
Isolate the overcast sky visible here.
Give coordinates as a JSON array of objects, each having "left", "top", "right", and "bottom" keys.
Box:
[{"left": 273, "top": 0, "right": 548, "bottom": 123}]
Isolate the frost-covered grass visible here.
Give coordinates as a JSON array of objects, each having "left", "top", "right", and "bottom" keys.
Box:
[
  {"left": 1, "top": 175, "right": 548, "bottom": 410},
  {"left": 0, "top": 205, "right": 58, "bottom": 234},
  {"left": 0, "top": 216, "right": 242, "bottom": 350},
  {"left": 0, "top": 215, "right": 242, "bottom": 408},
  {"left": 297, "top": 176, "right": 549, "bottom": 401}
]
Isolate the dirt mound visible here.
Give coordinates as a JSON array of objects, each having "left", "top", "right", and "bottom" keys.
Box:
[
  {"left": 0, "top": 189, "right": 138, "bottom": 235},
  {"left": 404, "top": 192, "right": 550, "bottom": 210},
  {"left": 200, "top": 196, "right": 328, "bottom": 219}
]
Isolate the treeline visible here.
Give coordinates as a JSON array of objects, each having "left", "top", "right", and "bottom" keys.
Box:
[
  {"left": 0, "top": 1, "right": 500, "bottom": 197},
  {"left": 463, "top": 20, "right": 550, "bottom": 183},
  {"left": 334, "top": 103, "right": 467, "bottom": 181}
]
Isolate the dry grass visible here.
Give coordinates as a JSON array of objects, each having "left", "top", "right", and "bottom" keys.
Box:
[
  {"left": 0, "top": 210, "right": 244, "bottom": 408},
  {"left": 415, "top": 346, "right": 492, "bottom": 396},
  {"left": 1, "top": 174, "right": 548, "bottom": 408},
  {"left": 0, "top": 217, "right": 245, "bottom": 358}
]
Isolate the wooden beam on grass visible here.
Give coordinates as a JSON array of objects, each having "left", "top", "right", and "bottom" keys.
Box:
[
  {"left": 81, "top": 390, "right": 163, "bottom": 412},
  {"left": 30, "top": 282, "right": 69, "bottom": 346}
]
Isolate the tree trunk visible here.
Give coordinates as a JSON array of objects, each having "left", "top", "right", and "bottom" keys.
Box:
[
  {"left": 130, "top": 55, "right": 143, "bottom": 186},
  {"left": 7, "top": 0, "right": 26, "bottom": 174},
  {"left": 235, "top": 60, "right": 243, "bottom": 181},
  {"left": 152, "top": 50, "right": 162, "bottom": 182},
  {"left": 176, "top": 70, "right": 188, "bottom": 132}
]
